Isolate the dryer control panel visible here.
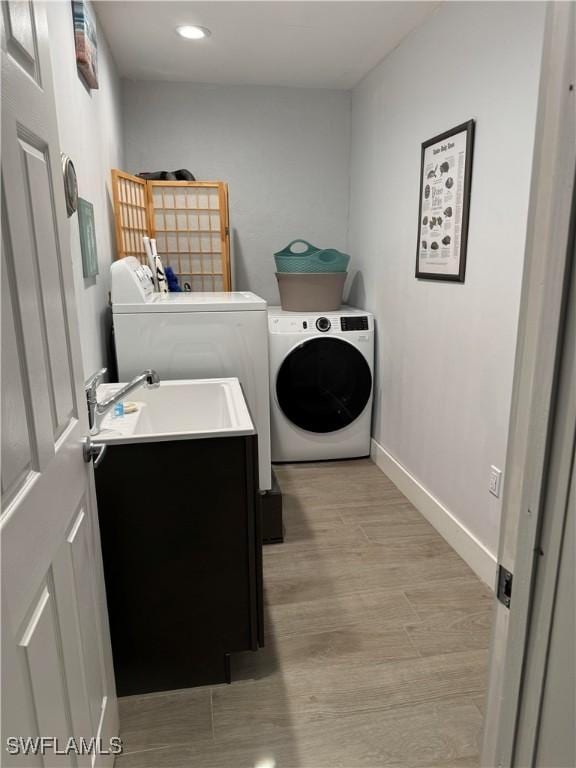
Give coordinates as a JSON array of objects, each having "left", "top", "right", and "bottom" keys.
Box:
[
  {"left": 269, "top": 311, "right": 372, "bottom": 335},
  {"left": 340, "top": 316, "right": 369, "bottom": 331}
]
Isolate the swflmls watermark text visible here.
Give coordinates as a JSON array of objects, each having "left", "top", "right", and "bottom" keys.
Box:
[{"left": 6, "top": 736, "right": 123, "bottom": 756}]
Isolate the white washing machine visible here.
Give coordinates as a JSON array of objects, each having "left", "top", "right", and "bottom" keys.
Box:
[
  {"left": 269, "top": 306, "right": 374, "bottom": 462},
  {"left": 111, "top": 257, "right": 271, "bottom": 491}
]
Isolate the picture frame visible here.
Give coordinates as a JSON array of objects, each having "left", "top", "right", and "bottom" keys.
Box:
[
  {"left": 72, "top": 0, "right": 99, "bottom": 90},
  {"left": 78, "top": 198, "right": 99, "bottom": 278},
  {"left": 415, "top": 119, "right": 475, "bottom": 282}
]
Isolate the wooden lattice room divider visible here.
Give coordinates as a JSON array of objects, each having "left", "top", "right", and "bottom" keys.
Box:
[
  {"left": 111, "top": 170, "right": 149, "bottom": 263},
  {"left": 111, "top": 170, "right": 231, "bottom": 291}
]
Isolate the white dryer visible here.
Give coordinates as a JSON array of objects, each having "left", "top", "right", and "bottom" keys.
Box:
[
  {"left": 268, "top": 307, "right": 374, "bottom": 462},
  {"left": 111, "top": 257, "right": 271, "bottom": 491}
]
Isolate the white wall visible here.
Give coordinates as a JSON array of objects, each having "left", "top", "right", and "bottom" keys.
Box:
[
  {"left": 48, "top": 1, "right": 124, "bottom": 378},
  {"left": 122, "top": 82, "right": 351, "bottom": 304},
  {"left": 348, "top": 1, "right": 546, "bottom": 559}
]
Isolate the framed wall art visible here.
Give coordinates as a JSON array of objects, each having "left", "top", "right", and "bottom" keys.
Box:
[
  {"left": 415, "top": 119, "right": 475, "bottom": 282},
  {"left": 78, "top": 198, "right": 99, "bottom": 278},
  {"left": 72, "top": 0, "right": 99, "bottom": 89}
]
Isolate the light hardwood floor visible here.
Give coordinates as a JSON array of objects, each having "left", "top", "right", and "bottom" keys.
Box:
[{"left": 116, "top": 459, "right": 493, "bottom": 767}]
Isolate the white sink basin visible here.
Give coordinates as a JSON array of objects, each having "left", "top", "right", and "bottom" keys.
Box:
[{"left": 95, "top": 378, "right": 255, "bottom": 444}]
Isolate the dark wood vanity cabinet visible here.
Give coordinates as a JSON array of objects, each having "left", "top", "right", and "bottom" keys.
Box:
[{"left": 95, "top": 434, "right": 263, "bottom": 696}]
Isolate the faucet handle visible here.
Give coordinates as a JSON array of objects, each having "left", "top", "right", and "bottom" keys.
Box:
[
  {"left": 144, "top": 369, "right": 161, "bottom": 388},
  {"left": 85, "top": 367, "right": 107, "bottom": 398}
]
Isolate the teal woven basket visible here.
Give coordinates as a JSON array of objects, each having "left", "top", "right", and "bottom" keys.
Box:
[{"left": 274, "top": 240, "right": 350, "bottom": 273}]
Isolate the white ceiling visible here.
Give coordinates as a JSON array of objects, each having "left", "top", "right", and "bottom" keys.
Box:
[{"left": 94, "top": 2, "right": 441, "bottom": 89}]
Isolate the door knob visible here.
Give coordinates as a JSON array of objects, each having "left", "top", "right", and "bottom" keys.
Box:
[{"left": 83, "top": 437, "right": 107, "bottom": 468}]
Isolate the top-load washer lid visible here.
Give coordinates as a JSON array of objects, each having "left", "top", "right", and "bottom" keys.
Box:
[
  {"left": 111, "top": 257, "right": 267, "bottom": 313},
  {"left": 113, "top": 291, "right": 267, "bottom": 314}
]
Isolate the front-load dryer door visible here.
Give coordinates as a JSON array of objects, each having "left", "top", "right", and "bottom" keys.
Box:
[{"left": 276, "top": 337, "right": 372, "bottom": 433}]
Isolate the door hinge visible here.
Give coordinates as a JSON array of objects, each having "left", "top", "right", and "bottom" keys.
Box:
[{"left": 497, "top": 564, "right": 513, "bottom": 608}]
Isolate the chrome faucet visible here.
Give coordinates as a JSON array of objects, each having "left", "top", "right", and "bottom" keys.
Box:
[{"left": 85, "top": 367, "right": 160, "bottom": 435}]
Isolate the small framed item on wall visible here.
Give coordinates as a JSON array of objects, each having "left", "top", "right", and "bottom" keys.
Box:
[
  {"left": 72, "top": 0, "right": 99, "bottom": 89},
  {"left": 61, "top": 154, "right": 78, "bottom": 217},
  {"left": 415, "top": 119, "right": 475, "bottom": 282},
  {"left": 78, "top": 198, "right": 99, "bottom": 278}
]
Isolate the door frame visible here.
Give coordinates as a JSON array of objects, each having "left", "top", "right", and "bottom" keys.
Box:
[
  {"left": 514, "top": 205, "right": 575, "bottom": 767},
  {"left": 481, "top": 2, "right": 576, "bottom": 765}
]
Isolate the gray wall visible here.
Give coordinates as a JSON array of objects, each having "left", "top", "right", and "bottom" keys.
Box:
[
  {"left": 57, "top": 0, "right": 546, "bottom": 563},
  {"left": 122, "top": 82, "right": 351, "bottom": 304},
  {"left": 48, "top": 0, "right": 124, "bottom": 378},
  {"left": 347, "top": 1, "right": 546, "bottom": 555}
]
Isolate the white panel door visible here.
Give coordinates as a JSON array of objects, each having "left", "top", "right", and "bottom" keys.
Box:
[{"left": 1, "top": 2, "right": 118, "bottom": 766}]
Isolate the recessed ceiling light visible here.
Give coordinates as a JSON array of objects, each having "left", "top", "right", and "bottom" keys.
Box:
[{"left": 176, "top": 25, "right": 211, "bottom": 40}]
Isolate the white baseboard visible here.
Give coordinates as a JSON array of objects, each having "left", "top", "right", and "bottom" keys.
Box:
[{"left": 370, "top": 438, "right": 496, "bottom": 587}]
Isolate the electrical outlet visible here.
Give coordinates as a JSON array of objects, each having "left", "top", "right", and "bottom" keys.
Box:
[{"left": 489, "top": 466, "right": 502, "bottom": 498}]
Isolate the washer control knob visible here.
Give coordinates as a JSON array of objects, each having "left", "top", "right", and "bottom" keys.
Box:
[{"left": 316, "top": 317, "right": 331, "bottom": 332}]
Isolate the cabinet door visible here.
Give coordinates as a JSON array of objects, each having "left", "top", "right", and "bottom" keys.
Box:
[{"left": 95, "top": 436, "right": 256, "bottom": 695}]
